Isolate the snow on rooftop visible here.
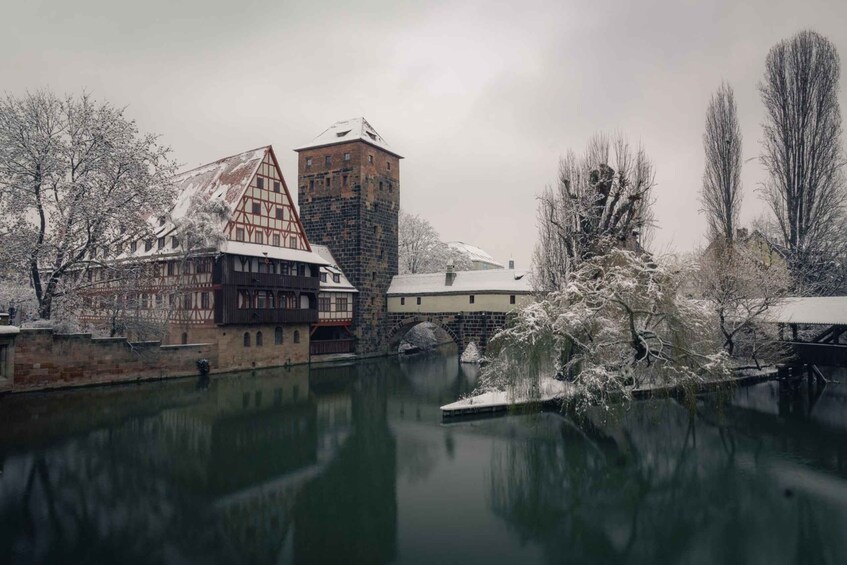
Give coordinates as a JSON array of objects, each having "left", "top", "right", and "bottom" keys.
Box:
[
  {"left": 387, "top": 269, "right": 531, "bottom": 295},
  {"left": 168, "top": 146, "right": 268, "bottom": 225},
  {"left": 220, "top": 241, "right": 329, "bottom": 266},
  {"left": 296, "top": 118, "right": 401, "bottom": 157},
  {"left": 447, "top": 241, "right": 504, "bottom": 268},
  {"left": 762, "top": 296, "right": 847, "bottom": 326},
  {"left": 310, "top": 244, "right": 357, "bottom": 292}
]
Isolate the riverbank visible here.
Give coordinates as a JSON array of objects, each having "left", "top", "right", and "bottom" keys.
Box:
[{"left": 440, "top": 367, "right": 779, "bottom": 419}]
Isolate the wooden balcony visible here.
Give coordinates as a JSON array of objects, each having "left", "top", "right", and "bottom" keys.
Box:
[
  {"left": 225, "top": 271, "right": 320, "bottom": 291},
  {"left": 222, "top": 308, "right": 318, "bottom": 325}
]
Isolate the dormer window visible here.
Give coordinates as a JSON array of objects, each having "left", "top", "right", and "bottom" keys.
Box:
[
  {"left": 130, "top": 241, "right": 137, "bottom": 253},
  {"left": 336, "top": 130, "right": 351, "bottom": 137},
  {"left": 332, "top": 273, "right": 340, "bottom": 283},
  {"left": 367, "top": 132, "right": 377, "bottom": 141},
  {"left": 144, "top": 240, "right": 153, "bottom": 252},
  {"left": 172, "top": 236, "right": 179, "bottom": 248},
  {"left": 157, "top": 237, "right": 165, "bottom": 250}
]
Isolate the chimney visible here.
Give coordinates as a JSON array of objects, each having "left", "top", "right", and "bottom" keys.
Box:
[
  {"left": 445, "top": 260, "right": 456, "bottom": 286},
  {"left": 508, "top": 258, "right": 515, "bottom": 270}
]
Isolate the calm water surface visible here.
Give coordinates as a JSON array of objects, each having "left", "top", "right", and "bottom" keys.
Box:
[{"left": 1, "top": 351, "right": 846, "bottom": 564}]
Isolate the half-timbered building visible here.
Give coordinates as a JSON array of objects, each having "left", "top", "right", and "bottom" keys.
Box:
[{"left": 80, "top": 146, "right": 338, "bottom": 369}]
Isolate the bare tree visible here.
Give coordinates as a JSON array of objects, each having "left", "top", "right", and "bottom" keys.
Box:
[
  {"left": 398, "top": 209, "right": 471, "bottom": 274},
  {"left": 759, "top": 30, "right": 846, "bottom": 293},
  {"left": 701, "top": 82, "right": 743, "bottom": 243},
  {"left": 0, "top": 90, "right": 177, "bottom": 319},
  {"left": 532, "top": 133, "right": 655, "bottom": 291}
]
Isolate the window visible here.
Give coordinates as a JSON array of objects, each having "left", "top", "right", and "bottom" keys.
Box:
[
  {"left": 275, "top": 327, "right": 283, "bottom": 345},
  {"left": 388, "top": 182, "right": 393, "bottom": 193},
  {"left": 257, "top": 290, "right": 269, "bottom": 309},
  {"left": 469, "top": 295, "right": 475, "bottom": 304},
  {"left": 172, "top": 236, "right": 179, "bottom": 248},
  {"left": 400, "top": 297, "right": 405, "bottom": 305},
  {"left": 183, "top": 293, "right": 192, "bottom": 309},
  {"left": 141, "top": 294, "right": 149, "bottom": 309},
  {"left": 256, "top": 331, "right": 263, "bottom": 347},
  {"left": 510, "top": 295, "right": 516, "bottom": 305},
  {"left": 332, "top": 273, "right": 340, "bottom": 283},
  {"left": 145, "top": 240, "right": 153, "bottom": 252},
  {"left": 158, "top": 237, "right": 165, "bottom": 250},
  {"left": 197, "top": 259, "right": 209, "bottom": 273},
  {"left": 343, "top": 152, "right": 350, "bottom": 161},
  {"left": 342, "top": 174, "right": 348, "bottom": 187},
  {"left": 293, "top": 330, "right": 300, "bottom": 344},
  {"left": 379, "top": 181, "right": 383, "bottom": 191},
  {"left": 325, "top": 176, "right": 331, "bottom": 188},
  {"left": 236, "top": 228, "right": 245, "bottom": 241},
  {"left": 254, "top": 231, "right": 263, "bottom": 244},
  {"left": 130, "top": 240, "right": 137, "bottom": 253},
  {"left": 290, "top": 236, "right": 297, "bottom": 249},
  {"left": 368, "top": 154, "right": 373, "bottom": 164},
  {"left": 243, "top": 332, "right": 251, "bottom": 347},
  {"left": 252, "top": 202, "right": 261, "bottom": 215},
  {"left": 320, "top": 272, "right": 327, "bottom": 282},
  {"left": 325, "top": 155, "right": 331, "bottom": 167},
  {"left": 272, "top": 234, "right": 280, "bottom": 246},
  {"left": 238, "top": 290, "right": 251, "bottom": 309},
  {"left": 309, "top": 179, "right": 315, "bottom": 190},
  {"left": 201, "top": 292, "right": 210, "bottom": 309},
  {"left": 155, "top": 294, "right": 163, "bottom": 309},
  {"left": 306, "top": 157, "right": 312, "bottom": 169},
  {"left": 276, "top": 207, "right": 283, "bottom": 220},
  {"left": 319, "top": 296, "right": 331, "bottom": 312},
  {"left": 336, "top": 297, "right": 348, "bottom": 312},
  {"left": 257, "top": 177, "right": 264, "bottom": 189},
  {"left": 181, "top": 332, "right": 188, "bottom": 345},
  {"left": 273, "top": 181, "right": 280, "bottom": 193},
  {"left": 387, "top": 161, "right": 391, "bottom": 170},
  {"left": 416, "top": 297, "right": 421, "bottom": 305}
]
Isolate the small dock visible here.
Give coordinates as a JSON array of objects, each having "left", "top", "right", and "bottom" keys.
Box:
[{"left": 441, "top": 369, "right": 778, "bottom": 420}]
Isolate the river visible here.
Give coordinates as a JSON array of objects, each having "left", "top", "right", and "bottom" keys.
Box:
[{"left": 1, "top": 349, "right": 846, "bottom": 564}]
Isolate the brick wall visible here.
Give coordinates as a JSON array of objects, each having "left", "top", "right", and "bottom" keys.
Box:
[
  {"left": 12, "top": 329, "right": 219, "bottom": 392},
  {"left": 298, "top": 141, "right": 399, "bottom": 354}
]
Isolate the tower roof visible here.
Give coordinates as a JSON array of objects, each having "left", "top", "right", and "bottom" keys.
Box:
[{"left": 295, "top": 117, "right": 402, "bottom": 158}]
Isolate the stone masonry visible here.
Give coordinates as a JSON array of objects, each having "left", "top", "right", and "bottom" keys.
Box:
[
  {"left": 297, "top": 139, "right": 400, "bottom": 354},
  {"left": 385, "top": 312, "right": 509, "bottom": 355}
]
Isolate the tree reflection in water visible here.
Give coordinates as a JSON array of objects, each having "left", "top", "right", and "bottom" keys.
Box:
[{"left": 488, "top": 395, "right": 847, "bottom": 565}]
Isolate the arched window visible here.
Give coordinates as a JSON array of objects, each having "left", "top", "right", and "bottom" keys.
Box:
[
  {"left": 256, "top": 331, "right": 263, "bottom": 347},
  {"left": 293, "top": 330, "right": 300, "bottom": 344},
  {"left": 243, "top": 332, "right": 251, "bottom": 347},
  {"left": 181, "top": 332, "right": 188, "bottom": 345},
  {"left": 275, "top": 327, "right": 283, "bottom": 345}
]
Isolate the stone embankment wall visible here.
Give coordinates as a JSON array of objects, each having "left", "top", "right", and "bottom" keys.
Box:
[{"left": 12, "top": 329, "right": 219, "bottom": 392}]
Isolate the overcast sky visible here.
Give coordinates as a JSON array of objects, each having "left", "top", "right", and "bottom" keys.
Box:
[{"left": 3, "top": 0, "right": 847, "bottom": 268}]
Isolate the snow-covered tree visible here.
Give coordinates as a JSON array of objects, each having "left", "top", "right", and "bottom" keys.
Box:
[
  {"left": 532, "top": 134, "right": 655, "bottom": 292},
  {"left": 398, "top": 209, "right": 471, "bottom": 274},
  {"left": 482, "top": 249, "right": 730, "bottom": 412},
  {"left": 698, "top": 239, "right": 791, "bottom": 364},
  {"left": 0, "top": 91, "right": 177, "bottom": 320}
]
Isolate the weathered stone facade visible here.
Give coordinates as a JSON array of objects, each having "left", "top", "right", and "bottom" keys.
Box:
[
  {"left": 385, "top": 312, "right": 509, "bottom": 355},
  {"left": 297, "top": 138, "right": 400, "bottom": 354}
]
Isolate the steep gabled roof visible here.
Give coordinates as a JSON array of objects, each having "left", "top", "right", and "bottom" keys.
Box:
[
  {"left": 447, "top": 241, "right": 504, "bottom": 268},
  {"left": 295, "top": 117, "right": 402, "bottom": 158},
  {"left": 387, "top": 269, "right": 531, "bottom": 295},
  {"left": 311, "top": 244, "right": 357, "bottom": 293}
]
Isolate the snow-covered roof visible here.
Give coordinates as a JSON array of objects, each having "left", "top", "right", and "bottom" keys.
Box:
[
  {"left": 762, "top": 296, "right": 847, "bottom": 326},
  {"left": 0, "top": 326, "right": 21, "bottom": 335},
  {"left": 387, "top": 269, "right": 532, "bottom": 295},
  {"left": 311, "top": 244, "right": 357, "bottom": 293},
  {"left": 295, "top": 117, "right": 401, "bottom": 158},
  {"left": 447, "top": 241, "right": 504, "bottom": 268},
  {"left": 220, "top": 241, "right": 329, "bottom": 266},
  {"left": 168, "top": 146, "right": 268, "bottom": 227}
]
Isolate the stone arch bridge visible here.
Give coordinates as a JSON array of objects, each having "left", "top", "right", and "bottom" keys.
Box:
[{"left": 385, "top": 311, "right": 510, "bottom": 355}]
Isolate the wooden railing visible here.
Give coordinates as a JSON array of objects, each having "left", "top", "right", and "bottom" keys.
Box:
[
  {"left": 226, "top": 271, "right": 319, "bottom": 290},
  {"left": 224, "top": 308, "right": 318, "bottom": 325},
  {"left": 310, "top": 339, "right": 356, "bottom": 355}
]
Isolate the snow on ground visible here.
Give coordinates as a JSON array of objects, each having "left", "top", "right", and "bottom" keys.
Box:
[
  {"left": 460, "top": 342, "right": 481, "bottom": 364},
  {"left": 441, "top": 378, "right": 572, "bottom": 411}
]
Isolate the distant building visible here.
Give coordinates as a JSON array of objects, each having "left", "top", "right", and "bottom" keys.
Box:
[
  {"left": 296, "top": 117, "right": 402, "bottom": 354},
  {"left": 311, "top": 244, "right": 357, "bottom": 356},
  {"left": 446, "top": 241, "right": 504, "bottom": 271}
]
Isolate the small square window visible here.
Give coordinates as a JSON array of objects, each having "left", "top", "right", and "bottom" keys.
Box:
[
  {"left": 510, "top": 295, "right": 516, "bottom": 304},
  {"left": 273, "top": 181, "right": 280, "bottom": 193},
  {"left": 332, "top": 274, "right": 340, "bottom": 283},
  {"left": 344, "top": 152, "right": 350, "bottom": 161},
  {"left": 469, "top": 295, "right": 475, "bottom": 304},
  {"left": 325, "top": 155, "right": 332, "bottom": 167},
  {"left": 387, "top": 161, "right": 391, "bottom": 170},
  {"left": 276, "top": 207, "right": 283, "bottom": 220},
  {"left": 157, "top": 237, "right": 165, "bottom": 250},
  {"left": 144, "top": 240, "right": 153, "bottom": 252},
  {"left": 201, "top": 292, "right": 210, "bottom": 309},
  {"left": 416, "top": 297, "right": 421, "bottom": 305},
  {"left": 325, "top": 176, "right": 331, "bottom": 188},
  {"left": 254, "top": 232, "right": 263, "bottom": 244},
  {"left": 368, "top": 154, "right": 374, "bottom": 164},
  {"left": 400, "top": 297, "right": 405, "bottom": 305},
  {"left": 342, "top": 174, "right": 348, "bottom": 187},
  {"left": 236, "top": 228, "right": 245, "bottom": 241},
  {"left": 273, "top": 234, "right": 280, "bottom": 246},
  {"left": 257, "top": 177, "right": 264, "bottom": 189},
  {"left": 130, "top": 241, "right": 137, "bottom": 253},
  {"left": 167, "top": 262, "right": 175, "bottom": 276},
  {"left": 320, "top": 272, "right": 327, "bottom": 282},
  {"left": 289, "top": 236, "right": 297, "bottom": 249},
  {"left": 171, "top": 236, "right": 179, "bottom": 248},
  {"left": 252, "top": 202, "right": 261, "bottom": 215},
  {"left": 309, "top": 179, "right": 315, "bottom": 191},
  {"left": 306, "top": 157, "right": 313, "bottom": 168}
]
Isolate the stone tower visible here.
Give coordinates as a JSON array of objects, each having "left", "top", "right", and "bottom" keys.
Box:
[{"left": 296, "top": 118, "right": 401, "bottom": 354}]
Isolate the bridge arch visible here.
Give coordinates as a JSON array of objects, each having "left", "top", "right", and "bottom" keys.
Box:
[{"left": 386, "top": 315, "right": 462, "bottom": 353}]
